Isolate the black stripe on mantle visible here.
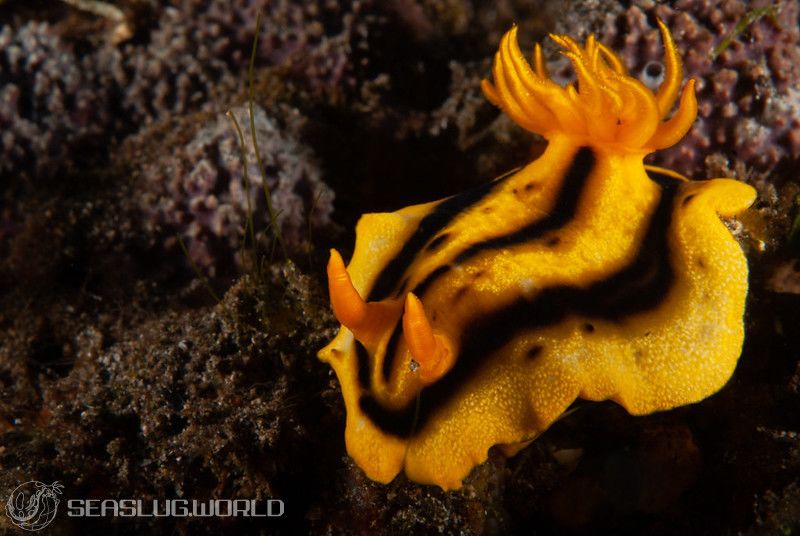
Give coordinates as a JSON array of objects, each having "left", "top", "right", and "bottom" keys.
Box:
[
  {"left": 360, "top": 173, "right": 679, "bottom": 438},
  {"left": 366, "top": 168, "right": 518, "bottom": 302},
  {"left": 410, "top": 147, "right": 596, "bottom": 299}
]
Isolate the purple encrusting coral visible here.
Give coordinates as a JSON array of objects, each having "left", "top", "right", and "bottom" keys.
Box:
[
  {"left": 0, "top": 21, "right": 111, "bottom": 180},
  {"left": 0, "top": 0, "right": 367, "bottom": 182},
  {"left": 1, "top": 0, "right": 367, "bottom": 276},
  {"left": 136, "top": 104, "right": 334, "bottom": 274},
  {"left": 98, "top": 0, "right": 370, "bottom": 123},
  {"left": 601, "top": 0, "right": 800, "bottom": 177}
]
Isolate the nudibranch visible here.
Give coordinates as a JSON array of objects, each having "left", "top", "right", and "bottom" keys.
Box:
[{"left": 318, "top": 20, "right": 756, "bottom": 489}]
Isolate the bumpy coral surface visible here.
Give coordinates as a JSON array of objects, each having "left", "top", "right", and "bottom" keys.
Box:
[
  {"left": 134, "top": 104, "right": 334, "bottom": 273},
  {"left": 601, "top": 0, "right": 800, "bottom": 176},
  {"left": 0, "top": 21, "right": 111, "bottom": 180},
  {"left": 0, "top": 0, "right": 368, "bottom": 182}
]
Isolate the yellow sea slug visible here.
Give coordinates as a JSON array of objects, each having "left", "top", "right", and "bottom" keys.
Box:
[{"left": 318, "top": 20, "right": 756, "bottom": 490}]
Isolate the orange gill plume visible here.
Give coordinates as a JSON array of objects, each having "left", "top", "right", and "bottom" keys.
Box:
[{"left": 481, "top": 18, "right": 697, "bottom": 152}]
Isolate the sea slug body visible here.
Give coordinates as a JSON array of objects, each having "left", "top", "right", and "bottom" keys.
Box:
[{"left": 318, "top": 19, "right": 756, "bottom": 490}]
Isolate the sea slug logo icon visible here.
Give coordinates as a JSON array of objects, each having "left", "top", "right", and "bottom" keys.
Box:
[{"left": 5, "top": 481, "right": 63, "bottom": 531}]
